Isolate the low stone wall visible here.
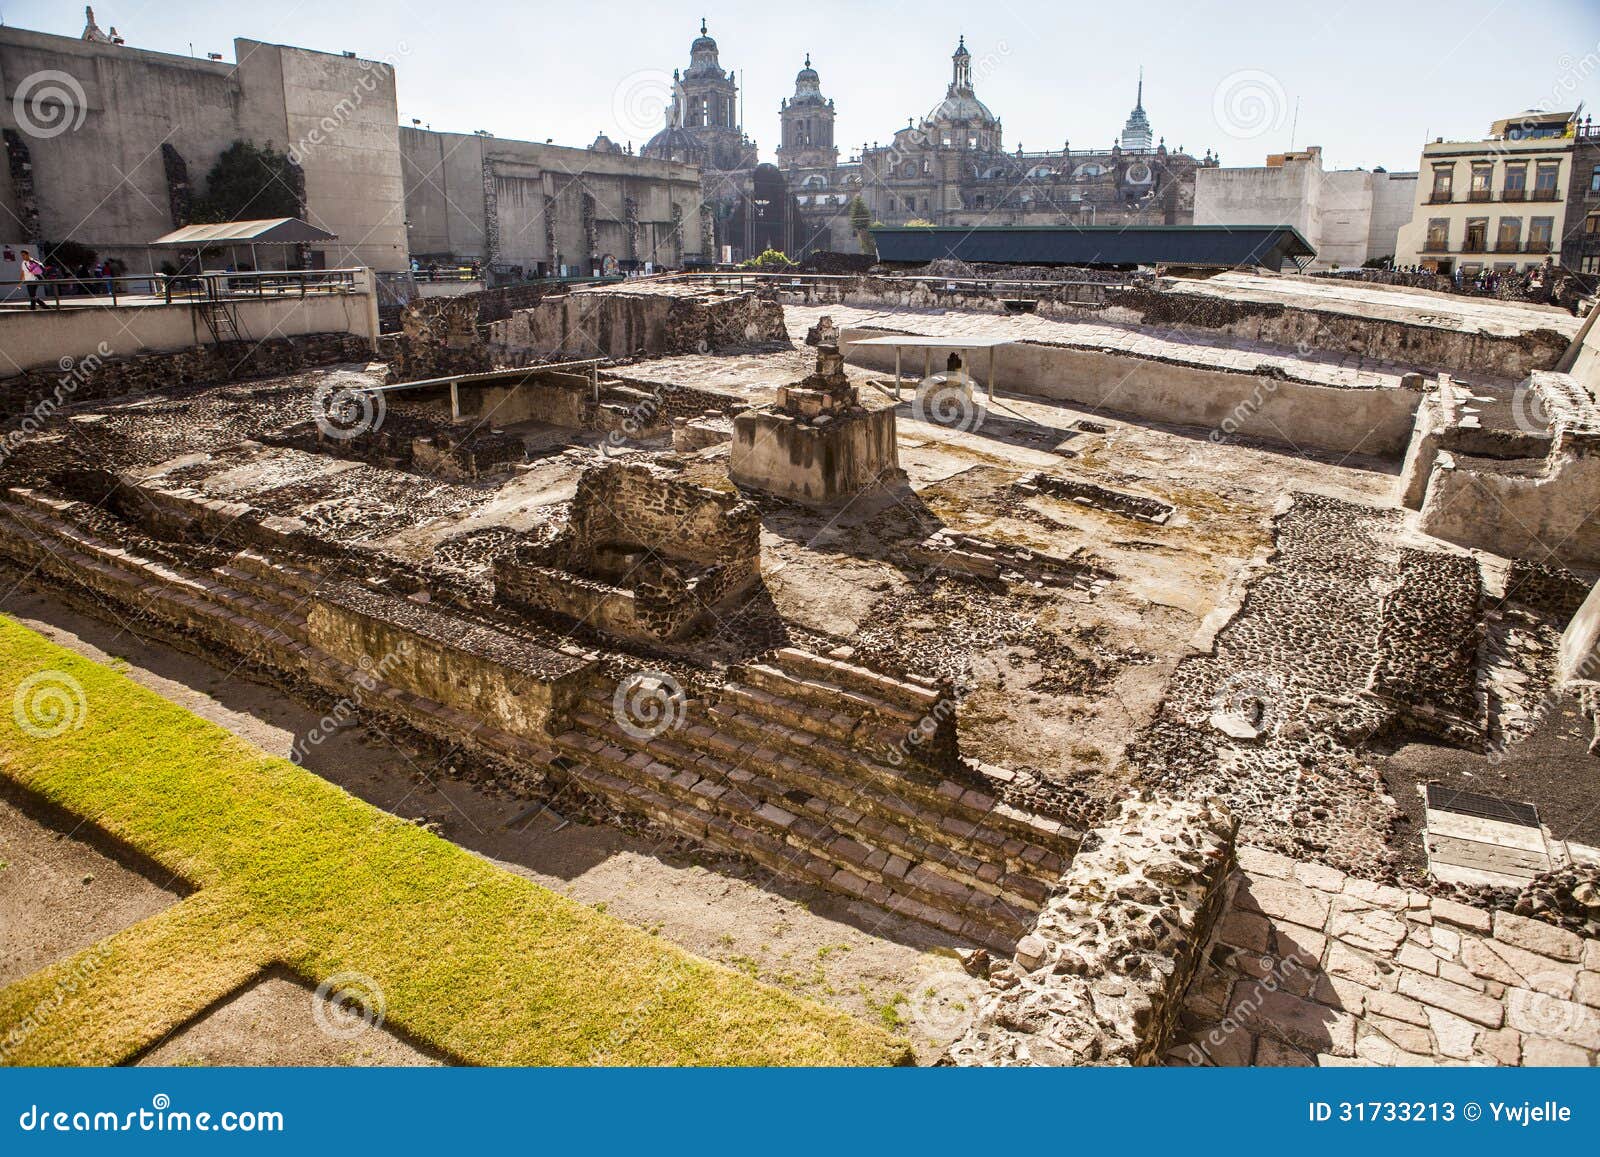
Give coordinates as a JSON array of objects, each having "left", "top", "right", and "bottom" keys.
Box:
[
  {"left": 383, "top": 296, "right": 492, "bottom": 383},
  {"left": 943, "top": 794, "right": 1238, "bottom": 1066},
  {"left": 306, "top": 580, "right": 592, "bottom": 740},
  {"left": 489, "top": 286, "right": 787, "bottom": 361},
  {"left": 841, "top": 326, "right": 1425, "bottom": 459},
  {"left": 0, "top": 334, "right": 371, "bottom": 425},
  {"left": 1100, "top": 283, "right": 1571, "bottom": 381}
]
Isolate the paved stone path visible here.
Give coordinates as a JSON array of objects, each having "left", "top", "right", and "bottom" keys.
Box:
[{"left": 1170, "top": 845, "right": 1599, "bottom": 1066}]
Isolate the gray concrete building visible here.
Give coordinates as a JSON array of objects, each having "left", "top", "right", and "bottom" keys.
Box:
[
  {"left": 400, "top": 128, "right": 707, "bottom": 277},
  {"left": 0, "top": 20, "right": 409, "bottom": 272}
]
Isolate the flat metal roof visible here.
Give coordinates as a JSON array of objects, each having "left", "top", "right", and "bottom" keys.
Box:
[
  {"left": 843, "top": 335, "right": 1015, "bottom": 348},
  {"left": 151, "top": 218, "right": 338, "bottom": 246},
  {"left": 869, "top": 224, "right": 1316, "bottom": 271}
]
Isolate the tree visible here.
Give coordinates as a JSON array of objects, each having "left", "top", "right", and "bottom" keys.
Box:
[
  {"left": 191, "top": 141, "right": 302, "bottom": 223},
  {"left": 848, "top": 196, "right": 873, "bottom": 256},
  {"left": 740, "top": 248, "right": 796, "bottom": 270}
]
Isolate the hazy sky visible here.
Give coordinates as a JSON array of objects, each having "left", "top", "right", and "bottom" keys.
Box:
[{"left": 6, "top": 0, "right": 1600, "bottom": 172}]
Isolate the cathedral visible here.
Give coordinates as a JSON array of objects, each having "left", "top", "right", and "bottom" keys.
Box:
[{"left": 635, "top": 22, "right": 1217, "bottom": 261}]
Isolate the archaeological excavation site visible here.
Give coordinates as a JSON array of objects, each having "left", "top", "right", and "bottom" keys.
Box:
[{"left": 3, "top": 267, "right": 1600, "bottom": 1070}]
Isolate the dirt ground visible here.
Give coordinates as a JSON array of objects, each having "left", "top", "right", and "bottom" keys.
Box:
[
  {"left": 0, "top": 589, "right": 984, "bottom": 1063},
  {"left": 0, "top": 792, "right": 180, "bottom": 989},
  {"left": 135, "top": 971, "right": 443, "bottom": 1067}
]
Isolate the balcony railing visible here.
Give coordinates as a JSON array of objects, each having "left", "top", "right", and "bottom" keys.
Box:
[
  {"left": 1468, "top": 189, "right": 1493, "bottom": 202},
  {"left": 1462, "top": 240, "right": 1487, "bottom": 252},
  {"left": 1502, "top": 187, "right": 1526, "bottom": 201},
  {"left": 1422, "top": 239, "right": 1451, "bottom": 252},
  {"left": 1531, "top": 187, "right": 1560, "bottom": 201},
  {"left": 1427, "top": 192, "right": 1454, "bottom": 204},
  {"left": 1494, "top": 240, "right": 1523, "bottom": 253},
  {"left": 1526, "top": 240, "right": 1551, "bottom": 253}
]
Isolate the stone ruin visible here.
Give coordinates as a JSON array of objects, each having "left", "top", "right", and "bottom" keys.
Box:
[
  {"left": 494, "top": 459, "right": 761, "bottom": 642},
  {"left": 729, "top": 335, "right": 901, "bottom": 504}
]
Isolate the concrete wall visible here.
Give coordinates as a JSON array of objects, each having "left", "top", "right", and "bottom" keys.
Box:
[
  {"left": 1368, "top": 172, "right": 1419, "bottom": 263},
  {"left": 842, "top": 328, "right": 1424, "bottom": 457},
  {"left": 1192, "top": 150, "right": 1416, "bottom": 271},
  {"left": 399, "top": 128, "right": 707, "bottom": 273},
  {"left": 0, "top": 286, "right": 379, "bottom": 372},
  {"left": 0, "top": 27, "right": 408, "bottom": 272},
  {"left": 1558, "top": 576, "right": 1600, "bottom": 683}
]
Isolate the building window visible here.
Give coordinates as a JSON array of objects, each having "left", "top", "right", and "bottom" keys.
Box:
[
  {"left": 1502, "top": 163, "right": 1527, "bottom": 201},
  {"left": 1424, "top": 217, "right": 1450, "bottom": 250},
  {"left": 1590, "top": 163, "right": 1600, "bottom": 194},
  {"left": 1463, "top": 218, "right": 1488, "bottom": 251},
  {"left": 1585, "top": 212, "right": 1600, "bottom": 236},
  {"left": 1430, "top": 164, "right": 1454, "bottom": 202},
  {"left": 1533, "top": 161, "right": 1560, "bottom": 200},
  {"left": 1582, "top": 255, "right": 1600, "bottom": 274},
  {"left": 902, "top": 197, "right": 914, "bottom": 212},
  {"left": 1469, "top": 164, "right": 1493, "bottom": 201},
  {"left": 973, "top": 194, "right": 986, "bottom": 209},
  {"left": 1528, "top": 216, "right": 1554, "bottom": 252},
  {"left": 1496, "top": 216, "right": 1522, "bottom": 252}
]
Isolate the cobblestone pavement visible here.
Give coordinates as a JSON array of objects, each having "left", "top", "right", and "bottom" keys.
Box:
[
  {"left": 1171, "top": 845, "right": 1600, "bottom": 1067},
  {"left": 795, "top": 304, "right": 1427, "bottom": 391}
]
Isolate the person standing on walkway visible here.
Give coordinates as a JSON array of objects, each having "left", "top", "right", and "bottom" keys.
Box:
[{"left": 19, "top": 250, "right": 45, "bottom": 310}]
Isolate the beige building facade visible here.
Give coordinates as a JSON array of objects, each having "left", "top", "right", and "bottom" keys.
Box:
[{"left": 1393, "top": 111, "right": 1577, "bottom": 276}]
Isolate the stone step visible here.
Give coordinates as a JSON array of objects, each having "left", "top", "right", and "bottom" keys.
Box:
[
  {"left": 736, "top": 661, "right": 925, "bottom": 728},
  {"left": 554, "top": 716, "right": 1029, "bottom": 951},
  {"left": 227, "top": 547, "right": 325, "bottom": 596},
  {"left": 770, "top": 646, "right": 946, "bottom": 714},
  {"left": 574, "top": 706, "right": 1055, "bottom": 907},
  {"left": 699, "top": 697, "right": 1076, "bottom": 860}
]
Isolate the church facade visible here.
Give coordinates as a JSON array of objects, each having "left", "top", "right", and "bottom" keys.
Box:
[{"left": 638, "top": 23, "right": 1218, "bottom": 261}]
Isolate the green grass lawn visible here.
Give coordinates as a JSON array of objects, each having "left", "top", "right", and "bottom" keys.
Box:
[{"left": 0, "top": 616, "right": 908, "bottom": 1066}]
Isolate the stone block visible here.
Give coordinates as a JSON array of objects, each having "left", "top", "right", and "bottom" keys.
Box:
[
  {"left": 1235, "top": 876, "right": 1331, "bottom": 930},
  {"left": 1492, "top": 911, "right": 1585, "bottom": 963},
  {"left": 1398, "top": 971, "right": 1505, "bottom": 1027}
]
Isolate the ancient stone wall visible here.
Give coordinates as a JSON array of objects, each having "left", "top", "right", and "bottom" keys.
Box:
[
  {"left": 0, "top": 334, "right": 370, "bottom": 422},
  {"left": 944, "top": 794, "right": 1238, "bottom": 1065},
  {"left": 384, "top": 296, "right": 492, "bottom": 383},
  {"left": 489, "top": 287, "right": 787, "bottom": 362}
]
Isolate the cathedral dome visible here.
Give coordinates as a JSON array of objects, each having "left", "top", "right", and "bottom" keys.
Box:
[
  {"left": 789, "top": 54, "right": 828, "bottom": 107},
  {"left": 686, "top": 19, "right": 723, "bottom": 77},
  {"left": 641, "top": 124, "right": 704, "bottom": 165},
  {"left": 932, "top": 35, "right": 997, "bottom": 127}
]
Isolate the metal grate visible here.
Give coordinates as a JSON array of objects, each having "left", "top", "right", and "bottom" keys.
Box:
[{"left": 1425, "top": 784, "right": 1540, "bottom": 828}]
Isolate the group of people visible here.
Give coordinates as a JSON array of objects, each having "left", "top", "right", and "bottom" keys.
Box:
[{"left": 7, "top": 249, "right": 127, "bottom": 309}]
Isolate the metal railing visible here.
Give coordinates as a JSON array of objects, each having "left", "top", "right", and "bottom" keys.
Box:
[
  {"left": 0, "top": 267, "right": 365, "bottom": 311},
  {"left": 1468, "top": 189, "right": 1493, "bottom": 202},
  {"left": 1494, "top": 240, "right": 1523, "bottom": 253},
  {"left": 1502, "top": 187, "right": 1526, "bottom": 201},
  {"left": 1422, "top": 239, "right": 1451, "bottom": 252},
  {"left": 1531, "top": 187, "right": 1560, "bottom": 201}
]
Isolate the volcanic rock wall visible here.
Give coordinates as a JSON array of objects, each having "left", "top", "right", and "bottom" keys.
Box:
[{"left": 944, "top": 794, "right": 1238, "bottom": 1066}]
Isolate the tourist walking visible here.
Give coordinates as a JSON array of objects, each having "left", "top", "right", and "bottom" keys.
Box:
[{"left": 19, "top": 250, "right": 46, "bottom": 310}]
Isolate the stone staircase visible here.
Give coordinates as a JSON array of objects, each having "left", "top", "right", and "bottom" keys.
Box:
[
  {"left": 0, "top": 487, "right": 1080, "bottom": 950},
  {"left": 551, "top": 648, "right": 1078, "bottom": 951}
]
